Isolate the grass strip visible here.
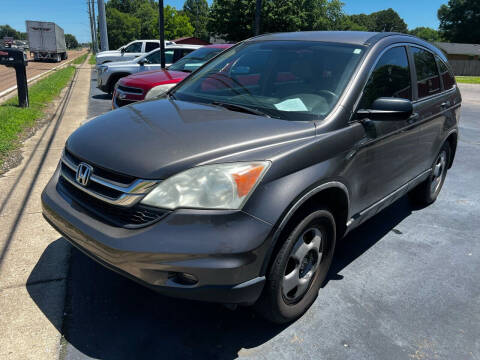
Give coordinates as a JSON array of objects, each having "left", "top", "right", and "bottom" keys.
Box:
[
  {"left": 89, "top": 54, "right": 96, "bottom": 65},
  {"left": 0, "top": 66, "right": 75, "bottom": 168},
  {"left": 456, "top": 76, "right": 480, "bottom": 84},
  {"left": 72, "top": 53, "right": 88, "bottom": 65}
]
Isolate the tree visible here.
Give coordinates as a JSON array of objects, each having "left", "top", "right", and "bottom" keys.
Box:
[
  {"left": 208, "top": 0, "right": 348, "bottom": 42},
  {"left": 0, "top": 24, "right": 27, "bottom": 40},
  {"left": 164, "top": 5, "right": 194, "bottom": 39},
  {"left": 348, "top": 8, "right": 408, "bottom": 33},
  {"left": 409, "top": 27, "right": 442, "bottom": 42},
  {"left": 106, "top": 7, "right": 141, "bottom": 49},
  {"left": 65, "top": 34, "right": 79, "bottom": 49},
  {"left": 183, "top": 0, "right": 209, "bottom": 41},
  {"left": 438, "top": 0, "right": 480, "bottom": 43},
  {"left": 373, "top": 9, "right": 407, "bottom": 32}
]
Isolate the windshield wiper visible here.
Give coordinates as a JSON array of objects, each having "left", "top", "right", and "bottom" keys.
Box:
[{"left": 211, "top": 101, "right": 270, "bottom": 118}]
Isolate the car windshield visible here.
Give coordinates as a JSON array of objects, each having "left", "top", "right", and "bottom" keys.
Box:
[
  {"left": 171, "top": 41, "right": 365, "bottom": 121},
  {"left": 169, "top": 47, "right": 224, "bottom": 73}
]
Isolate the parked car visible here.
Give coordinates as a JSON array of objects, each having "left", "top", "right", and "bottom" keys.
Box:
[
  {"left": 42, "top": 31, "right": 460, "bottom": 323},
  {"left": 112, "top": 44, "right": 233, "bottom": 108},
  {"left": 95, "top": 40, "right": 176, "bottom": 65},
  {"left": 97, "top": 44, "right": 202, "bottom": 93}
]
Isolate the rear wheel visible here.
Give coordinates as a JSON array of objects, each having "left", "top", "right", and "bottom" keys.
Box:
[
  {"left": 256, "top": 209, "right": 336, "bottom": 323},
  {"left": 409, "top": 143, "right": 450, "bottom": 206}
]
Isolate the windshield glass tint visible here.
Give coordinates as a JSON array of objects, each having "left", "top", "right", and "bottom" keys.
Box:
[
  {"left": 172, "top": 41, "right": 365, "bottom": 120},
  {"left": 169, "top": 47, "right": 222, "bottom": 72}
]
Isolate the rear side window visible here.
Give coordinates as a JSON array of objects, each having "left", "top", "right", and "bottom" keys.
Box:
[
  {"left": 360, "top": 46, "right": 412, "bottom": 109},
  {"left": 437, "top": 58, "right": 455, "bottom": 90},
  {"left": 145, "top": 42, "right": 159, "bottom": 52},
  {"left": 411, "top": 47, "right": 441, "bottom": 98}
]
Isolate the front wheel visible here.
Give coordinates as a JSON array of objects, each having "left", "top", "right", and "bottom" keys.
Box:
[
  {"left": 256, "top": 209, "right": 336, "bottom": 323},
  {"left": 409, "top": 143, "right": 450, "bottom": 206}
]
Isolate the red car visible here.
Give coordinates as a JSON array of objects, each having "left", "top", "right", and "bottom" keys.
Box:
[{"left": 112, "top": 44, "right": 233, "bottom": 108}]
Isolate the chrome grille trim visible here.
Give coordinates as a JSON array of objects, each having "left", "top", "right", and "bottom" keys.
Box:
[{"left": 60, "top": 152, "right": 159, "bottom": 207}]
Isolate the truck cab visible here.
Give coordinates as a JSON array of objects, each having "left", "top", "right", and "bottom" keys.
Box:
[{"left": 95, "top": 40, "right": 175, "bottom": 65}]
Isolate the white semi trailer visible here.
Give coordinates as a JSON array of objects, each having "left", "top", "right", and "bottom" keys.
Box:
[{"left": 26, "top": 21, "right": 67, "bottom": 62}]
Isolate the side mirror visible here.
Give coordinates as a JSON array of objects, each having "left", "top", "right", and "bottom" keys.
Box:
[
  {"left": 120, "top": 47, "right": 125, "bottom": 54},
  {"left": 356, "top": 97, "right": 413, "bottom": 121},
  {"left": 138, "top": 59, "right": 145, "bottom": 66}
]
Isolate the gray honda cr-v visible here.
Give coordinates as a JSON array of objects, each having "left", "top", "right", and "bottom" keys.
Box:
[{"left": 42, "top": 31, "right": 461, "bottom": 323}]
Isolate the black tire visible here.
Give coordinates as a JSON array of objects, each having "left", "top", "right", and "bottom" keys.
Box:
[
  {"left": 409, "top": 143, "right": 450, "bottom": 206},
  {"left": 256, "top": 208, "right": 336, "bottom": 324},
  {"left": 107, "top": 74, "right": 126, "bottom": 94}
]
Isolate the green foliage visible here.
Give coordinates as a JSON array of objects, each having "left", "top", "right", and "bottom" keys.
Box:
[
  {"left": 0, "top": 66, "right": 75, "bottom": 167},
  {"left": 347, "top": 8, "right": 408, "bottom": 33},
  {"left": 105, "top": 0, "right": 194, "bottom": 47},
  {"left": 183, "top": 0, "right": 210, "bottom": 41},
  {"left": 65, "top": 34, "right": 79, "bottom": 49},
  {"left": 106, "top": 7, "right": 141, "bottom": 49},
  {"left": 0, "top": 24, "right": 27, "bottom": 40},
  {"left": 208, "top": 0, "right": 349, "bottom": 42},
  {"left": 409, "top": 27, "right": 442, "bottom": 42},
  {"left": 164, "top": 5, "right": 195, "bottom": 39},
  {"left": 438, "top": 0, "right": 480, "bottom": 43},
  {"left": 72, "top": 53, "right": 88, "bottom": 64},
  {"left": 455, "top": 76, "right": 480, "bottom": 84},
  {"left": 89, "top": 54, "right": 96, "bottom": 65}
]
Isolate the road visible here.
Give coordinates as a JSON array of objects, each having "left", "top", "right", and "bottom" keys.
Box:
[
  {"left": 0, "top": 49, "right": 87, "bottom": 94},
  {"left": 29, "top": 82, "right": 480, "bottom": 359}
]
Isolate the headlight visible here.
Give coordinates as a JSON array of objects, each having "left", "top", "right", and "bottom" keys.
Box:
[
  {"left": 97, "top": 65, "right": 107, "bottom": 74},
  {"left": 144, "top": 84, "right": 175, "bottom": 100},
  {"left": 140, "top": 162, "right": 270, "bottom": 210}
]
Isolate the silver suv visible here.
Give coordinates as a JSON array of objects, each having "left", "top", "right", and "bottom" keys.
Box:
[{"left": 97, "top": 44, "right": 201, "bottom": 93}]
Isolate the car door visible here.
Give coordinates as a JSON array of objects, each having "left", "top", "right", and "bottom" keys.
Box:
[
  {"left": 347, "top": 45, "right": 419, "bottom": 213},
  {"left": 408, "top": 46, "right": 453, "bottom": 174},
  {"left": 122, "top": 41, "right": 144, "bottom": 61}
]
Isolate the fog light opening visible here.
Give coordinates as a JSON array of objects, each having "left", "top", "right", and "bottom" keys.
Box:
[{"left": 169, "top": 272, "right": 198, "bottom": 286}]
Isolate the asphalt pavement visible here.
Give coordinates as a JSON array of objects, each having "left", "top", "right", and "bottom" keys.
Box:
[{"left": 28, "top": 81, "right": 480, "bottom": 359}]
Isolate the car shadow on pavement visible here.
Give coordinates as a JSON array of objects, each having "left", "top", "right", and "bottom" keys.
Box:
[
  {"left": 91, "top": 93, "right": 112, "bottom": 100},
  {"left": 27, "top": 195, "right": 413, "bottom": 359}
]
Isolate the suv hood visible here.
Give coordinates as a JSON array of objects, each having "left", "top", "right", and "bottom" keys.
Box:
[
  {"left": 66, "top": 99, "right": 315, "bottom": 179},
  {"left": 121, "top": 70, "right": 188, "bottom": 89},
  {"left": 96, "top": 50, "right": 121, "bottom": 58}
]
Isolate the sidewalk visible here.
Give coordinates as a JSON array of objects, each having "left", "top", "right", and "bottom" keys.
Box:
[{"left": 0, "top": 58, "right": 92, "bottom": 359}]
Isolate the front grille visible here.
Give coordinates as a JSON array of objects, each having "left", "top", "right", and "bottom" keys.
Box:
[
  {"left": 117, "top": 85, "right": 143, "bottom": 94},
  {"left": 64, "top": 149, "right": 135, "bottom": 185},
  {"left": 58, "top": 177, "right": 168, "bottom": 228},
  {"left": 58, "top": 149, "right": 164, "bottom": 228}
]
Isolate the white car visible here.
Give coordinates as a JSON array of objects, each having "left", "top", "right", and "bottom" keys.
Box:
[
  {"left": 95, "top": 40, "right": 176, "bottom": 65},
  {"left": 97, "top": 44, "right": 202, "bottom": 93}
]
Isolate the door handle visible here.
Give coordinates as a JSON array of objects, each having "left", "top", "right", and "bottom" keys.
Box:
[
  {"left": 407, "top": 113, "right": 420, "bottom": 124},
  {"left": 440, "top": 101, "right": 451, "bottom": 108}
]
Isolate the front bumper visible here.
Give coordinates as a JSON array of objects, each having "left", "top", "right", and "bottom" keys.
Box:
[
  {"left": 96, "top": 69, "right": 110, "bottom": 92},
  {"left": 41, "top": 168, "right": 272, "bottom": 304}
]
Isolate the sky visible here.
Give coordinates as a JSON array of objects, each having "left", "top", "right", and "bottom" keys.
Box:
[{"left": 0, "top": 0, "right": 448, "bottom": 43}]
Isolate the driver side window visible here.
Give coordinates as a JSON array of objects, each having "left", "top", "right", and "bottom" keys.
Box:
[
  {"left": 360, "top": 46, "right": 412, "bottom": 109},
  {"left": 124, "top": 42, "right": 142, "bottom": 53}
]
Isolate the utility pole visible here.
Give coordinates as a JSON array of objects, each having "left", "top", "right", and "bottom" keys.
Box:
[
  {"left": 87, "top": 0, "right": 96, "bottom": 53},
  {"left": 159, "top": 0, "right": 165, "bottom": 69},
  {"left": 97, "top": 0, "right": 109, "bottom": 51},
  {"left": 254, "top": 0, "right": 262, "bottom": 36},
  {"left": 91, "top": 0, "right": 98, "bottom": 53}
]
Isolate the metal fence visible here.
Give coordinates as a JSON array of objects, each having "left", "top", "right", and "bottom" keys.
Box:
[{"left": 449, "top": 60, "right": 480, "bottom": 76}]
